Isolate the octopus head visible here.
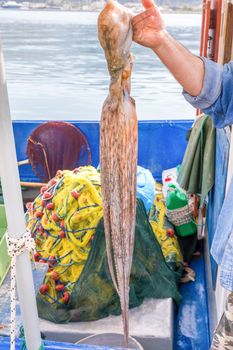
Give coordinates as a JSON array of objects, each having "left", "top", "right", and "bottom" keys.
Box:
[{"left": 98, "top": 0, "right": 133, "bottom": 76}]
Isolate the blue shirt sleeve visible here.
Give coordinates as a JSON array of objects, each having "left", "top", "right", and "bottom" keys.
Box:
[{"left": 183, "top": 57, "right": 233, "bottom": 128}]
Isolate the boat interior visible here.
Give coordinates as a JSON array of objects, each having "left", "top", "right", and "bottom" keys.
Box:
[
  {"left": 0, "top": 119, "right": 228, "bottom": 349},
  {"left": 1, "top": 0, "right": 233, "bottom": 349}
]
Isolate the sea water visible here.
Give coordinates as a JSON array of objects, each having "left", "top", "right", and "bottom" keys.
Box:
[{"left": 0, "top": 10, "right": 201, "bottom": 121}]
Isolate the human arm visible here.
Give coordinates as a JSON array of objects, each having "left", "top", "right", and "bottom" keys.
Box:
[
  {"left": 132, "top": 0, "right": 205, "bottom": 96},
  {"left": 132, "top": 0, "right": 233, "bottom": 128}
]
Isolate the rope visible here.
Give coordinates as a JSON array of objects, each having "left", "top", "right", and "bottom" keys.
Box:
[
  {"left": 166, "top": 204, "right": 193, "bottom": 227},
  {"left": 6, "top": 229, "right": 36, "bottom": 350}
]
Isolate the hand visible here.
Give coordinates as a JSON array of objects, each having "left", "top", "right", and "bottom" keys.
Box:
[{"left": 132, "top": 0, "right": 166, "bottom": 51}]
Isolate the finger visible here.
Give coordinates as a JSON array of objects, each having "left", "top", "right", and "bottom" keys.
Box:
[
  {"left": 133, "top": 15, "right": 155, "bottom": 31},
  {"left": 132, "top": 8, "right": 156, "bottom": 26},
  {"left": 142, "top": 0, "right": 155, "bottom": 10},
  {"left": 133, "top": 15, "right": 155, "bottom": 29}
]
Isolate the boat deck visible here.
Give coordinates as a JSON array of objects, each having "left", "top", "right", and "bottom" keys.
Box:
[
  {"left": 0, "top": 336, "right": 130, "bottom": 350},
  {"left": 174, "top": 254, "right": 210, "bottom": 350},
  {"left": 39, "top": 298, "right": 173, "bottom": 350},
  {"left": 0, "top": 253, "right": 210, "bottom": 350},
  {"left": 0, "top": 120, "right": 212, "bottom": 349}
]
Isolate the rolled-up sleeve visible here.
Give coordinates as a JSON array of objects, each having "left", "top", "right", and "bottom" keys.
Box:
[
  {"left": 183, "top": 57, "right": 223, "bottom": 109},
  {"left": 183, "top": 58, "right": 233, "bottom": 128}
]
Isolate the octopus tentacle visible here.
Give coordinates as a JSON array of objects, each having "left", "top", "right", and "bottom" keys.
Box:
[{"left": 98, "top": 1, "right": 138, "bottom": 345}]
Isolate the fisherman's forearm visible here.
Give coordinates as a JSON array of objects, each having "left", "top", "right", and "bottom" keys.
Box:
[{"left": 153, "top": 31, "right": 204, "bottom": 97}]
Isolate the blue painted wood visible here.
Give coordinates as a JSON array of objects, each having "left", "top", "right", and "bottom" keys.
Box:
[
  {"left": 207, "top": 129, "right": 229, "bottom": 286},
  {"left": 174, "top": 256, "right": 210, "bottom": 350},
  {"left": 13, "top": 120, "right": 193, "bottom": 183},
  {"left": 0, "top": 336, "right": 128, "bottom": 350}
]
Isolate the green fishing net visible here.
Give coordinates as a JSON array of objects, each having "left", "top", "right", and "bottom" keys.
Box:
[{"left": 37, "top": 199, "right": 182, "bottom": 323}]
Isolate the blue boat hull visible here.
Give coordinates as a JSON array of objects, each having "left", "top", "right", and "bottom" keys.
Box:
[
  {"left": 0, "top": 336, "right": 128, "bottom": 350},
  {"left": 13, "top": 119, "right": 193, "bottom": 183}
]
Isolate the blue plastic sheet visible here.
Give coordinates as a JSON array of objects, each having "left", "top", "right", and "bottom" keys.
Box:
[
  {"left": 136, "top": 166, "right": 156, "bottom": 212},
  {"left": 96, "top": 165, "right": 156, "bottom": 212}
]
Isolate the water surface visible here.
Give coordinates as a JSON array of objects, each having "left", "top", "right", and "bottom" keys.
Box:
[{"left": 0, "top": 10, "right": 201, "bottom": 120}]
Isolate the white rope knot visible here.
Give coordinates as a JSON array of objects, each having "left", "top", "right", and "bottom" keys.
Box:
[
  {"left": 6, "top": 229, "right": 35, "bottom": 350},
  {"left": 6, "top": 230, "right": 36, "bottom": 258}
]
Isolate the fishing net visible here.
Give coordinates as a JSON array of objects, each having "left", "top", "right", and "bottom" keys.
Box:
[
  {"left": 26, "top": 167, "right": 182, "bottom": 324},
  {"left": 149, "top": 182, "right": 183, "bottom": 272},
  {"left": 27, "top": 122, "right": 91, "bottom": 182},
  {"left": 26, "top": 166, "right": 102, "bottom": 302}
]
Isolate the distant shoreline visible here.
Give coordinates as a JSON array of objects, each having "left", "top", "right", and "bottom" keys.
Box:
[{"left": 0, "top": 7, "right": 202, "bottom": 14}]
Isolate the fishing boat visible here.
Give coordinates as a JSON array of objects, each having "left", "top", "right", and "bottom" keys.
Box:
[{"left": 0, "top": 0, "right": 233, "bottom": 349}]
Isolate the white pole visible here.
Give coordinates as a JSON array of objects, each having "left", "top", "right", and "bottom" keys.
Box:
[{"left": 0, "top": 43, "right": 41, "bottom": 350}]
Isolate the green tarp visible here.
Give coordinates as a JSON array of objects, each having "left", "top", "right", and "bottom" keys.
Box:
[{"left": 177, "top": 115, "right": 216, "bottom": 205}]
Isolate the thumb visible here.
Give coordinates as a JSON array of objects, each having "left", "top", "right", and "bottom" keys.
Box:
[{"left": 141, "top": 0, "right": 155, "bottom": 9}]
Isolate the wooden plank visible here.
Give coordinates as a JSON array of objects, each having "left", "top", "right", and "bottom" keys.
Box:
[
  {"left": 20, "top": 181, "right": 45, "bottom": 188},
  {"left": 213, "top": 0, "right": 223, "bottom": 61},
  {"left": 223, "top": 2, "right": 233, "bottom": 63},
  {"left": 200, "top": 0, "right": 223, "bottom": 61},
  {"left": 200, "top": 0, "right": 207, "bottom": 55},
  {"left": 218, "top": 0, "right": 233, "bottom": 64},
  {"left": 202, "top": 0, "right": 211, "bottom": 57}
]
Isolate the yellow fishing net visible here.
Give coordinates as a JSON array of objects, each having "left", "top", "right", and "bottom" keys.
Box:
[
  {"left": 26, "top": 166, "right": 102, "bottom": 304},
  {"left": 149, "top": 182, "right": 183, "bottom": 269}
]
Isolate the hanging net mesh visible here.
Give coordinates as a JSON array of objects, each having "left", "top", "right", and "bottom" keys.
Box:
[{"left": 27, "top": 121, "right": 91, "bottom": 182}]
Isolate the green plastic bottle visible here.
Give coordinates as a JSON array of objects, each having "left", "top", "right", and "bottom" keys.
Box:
[{"left": 166, "top": 185, "right": 197, "bottom": 237}]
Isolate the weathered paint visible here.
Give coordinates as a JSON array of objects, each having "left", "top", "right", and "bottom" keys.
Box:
[
  {"left": 0, "top": 336, "right": 128, "bottom": 350},
  {"left": 13, "top": 120, "right": 193, "bottom": 183},
  {"left": 174, "top": 255, "right": 210, "bottom": 350}
]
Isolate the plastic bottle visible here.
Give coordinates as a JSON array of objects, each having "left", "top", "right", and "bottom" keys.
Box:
[
  {"left": 162, "top": 167, "right": 181, "bottom": 198},
  {"left": 166, "top": 185, "right": 197, "bottom": 237}
]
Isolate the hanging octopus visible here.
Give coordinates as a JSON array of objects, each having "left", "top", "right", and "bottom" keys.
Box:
[{"left": 98, "top": 0, "right": 138, "bottom": 345}]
